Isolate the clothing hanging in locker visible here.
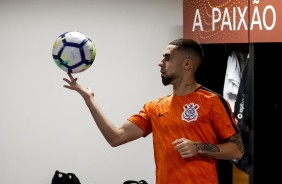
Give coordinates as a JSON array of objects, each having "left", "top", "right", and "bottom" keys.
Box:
[{"left": 223, "top": 51, "right": 242, "bottom": 112}]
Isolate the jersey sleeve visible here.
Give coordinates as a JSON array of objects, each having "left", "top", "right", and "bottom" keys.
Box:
[
  {"left": 211, "top": 96, "right": 240, "bottom": 141},
  {"left": 127, "top": 103, "right": 152, "bottom": 137}
]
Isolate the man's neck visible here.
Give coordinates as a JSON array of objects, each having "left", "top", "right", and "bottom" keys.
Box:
[{"left": 173, "top": 82, "right": 199, "bottom": 96}]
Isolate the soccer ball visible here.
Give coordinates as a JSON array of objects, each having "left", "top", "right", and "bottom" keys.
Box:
[{"left": 52, "top": 31, "right": 96, "bottom": 73}]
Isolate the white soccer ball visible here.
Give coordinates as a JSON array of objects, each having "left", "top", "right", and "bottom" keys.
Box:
[{"left": 52, "top": 31, "right": 96, "bottom": 73}]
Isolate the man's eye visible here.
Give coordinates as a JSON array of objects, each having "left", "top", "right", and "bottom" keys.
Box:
[{"left": 164, "top": 55, "right": 172, "bottom": 61}]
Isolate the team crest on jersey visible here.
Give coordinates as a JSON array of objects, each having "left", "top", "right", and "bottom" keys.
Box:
[{"left": 181, "top": 103, "right": 199, "bottom": 123}]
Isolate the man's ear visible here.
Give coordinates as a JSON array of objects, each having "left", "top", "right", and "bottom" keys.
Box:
[{"left": 184, "top": 58, "right": 192, "bottom": 70}]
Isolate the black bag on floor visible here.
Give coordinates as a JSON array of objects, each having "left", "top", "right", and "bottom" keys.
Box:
[
  {"left": 123, "top": 180, "right": 148, "bottom": 184},
  {"left": 52, "top": 170, "right": 81, "bottom": 184}
]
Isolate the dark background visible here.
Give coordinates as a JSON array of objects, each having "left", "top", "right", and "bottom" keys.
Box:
[{"left": 195, "top": 43, "right": 281, "bottom": 184}]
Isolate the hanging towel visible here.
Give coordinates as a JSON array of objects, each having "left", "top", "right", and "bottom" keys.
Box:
[{"left": 223, "top": 51, "right": 241, "bottom": 112}]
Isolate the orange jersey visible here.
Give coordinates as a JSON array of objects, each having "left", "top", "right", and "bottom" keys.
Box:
[{"left": 128, "top": 86, "right": 240, "bottom": 184}]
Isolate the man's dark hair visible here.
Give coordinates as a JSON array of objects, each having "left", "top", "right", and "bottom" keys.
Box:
[{"left": 169, "top": 38, "right": 204, "bottom": 60}]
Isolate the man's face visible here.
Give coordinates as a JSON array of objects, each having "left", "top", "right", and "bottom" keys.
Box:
[{"left": 159, "top": 45, "right": 186, "bottom": 86}]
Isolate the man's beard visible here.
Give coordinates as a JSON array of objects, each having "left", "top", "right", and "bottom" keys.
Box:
[{"left": 161, "top": 75, "right": 175, "bottom": 86}]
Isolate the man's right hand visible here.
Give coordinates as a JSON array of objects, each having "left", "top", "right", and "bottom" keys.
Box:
[{"left": 63, "top": 73, "right": 94, "bottom": 100}]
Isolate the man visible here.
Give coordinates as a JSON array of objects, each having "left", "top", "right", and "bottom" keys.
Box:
[{"left": 63, "top": 38, "right": 244, "bottom": 184}]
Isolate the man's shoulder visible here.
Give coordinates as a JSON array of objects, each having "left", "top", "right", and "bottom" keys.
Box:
[
  {"left": 196, "top": 86, "right": 223, "bottom": 100},
  {"left": 146, "top": 94, "right": 171, "bottom": 106}
]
